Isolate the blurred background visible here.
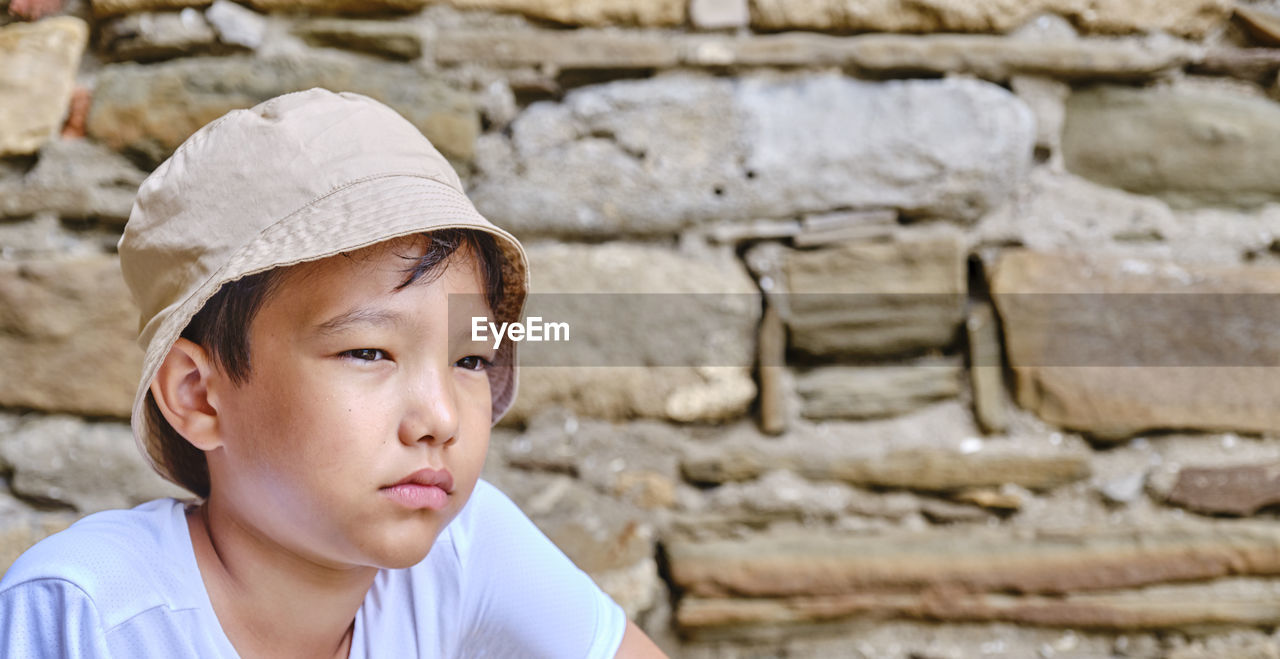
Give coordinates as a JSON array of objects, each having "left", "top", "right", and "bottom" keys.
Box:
[{"left": 8, "top": 0, "right": 1280, "bottom": 656}]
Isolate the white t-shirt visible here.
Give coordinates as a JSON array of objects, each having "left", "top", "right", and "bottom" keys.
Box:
[{"left": 0, "top": 479, "right": 626, "bottom": 658}]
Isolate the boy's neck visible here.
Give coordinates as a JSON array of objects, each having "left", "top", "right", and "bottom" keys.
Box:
[{"left": 186, "top": 501, "right": 378, "bottom": 659}]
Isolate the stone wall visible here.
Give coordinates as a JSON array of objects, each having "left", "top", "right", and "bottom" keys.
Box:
[{"left": 6, "top": 0, "right": 1280, "bottom": 656}]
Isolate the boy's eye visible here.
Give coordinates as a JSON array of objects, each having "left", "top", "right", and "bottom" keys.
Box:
[
  {"left": 456, "top": 355, "right": 491, "bottom": 371},
  {"left": 342, "top": 348, "right": 387, "bottom": 362}
]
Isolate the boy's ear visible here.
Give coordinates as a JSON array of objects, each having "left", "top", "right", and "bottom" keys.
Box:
[{"left": 150, "top": 338, "right": 223, "bottom": 452}]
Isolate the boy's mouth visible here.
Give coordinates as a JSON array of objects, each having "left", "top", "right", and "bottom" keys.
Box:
[{"left": 380, "top": 468, "right": 454, "bottom": 511}]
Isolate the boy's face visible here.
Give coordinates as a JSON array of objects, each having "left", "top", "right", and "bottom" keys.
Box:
[{"left": 206, "top": 236, "right": 496, "bottom": 570}]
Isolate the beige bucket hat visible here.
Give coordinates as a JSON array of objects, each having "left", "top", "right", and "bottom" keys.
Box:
[{"left": 118, "top": 88, "right": 529, "bottom": 489}]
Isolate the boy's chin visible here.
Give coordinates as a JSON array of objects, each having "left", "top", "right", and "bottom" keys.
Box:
[{"left": 362, "top": 526, "right": 448, "bottom": 569}]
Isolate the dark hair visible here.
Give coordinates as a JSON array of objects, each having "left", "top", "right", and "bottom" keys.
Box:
[{"left": 147, "top": 229, "right": 507, "bottom": 498}]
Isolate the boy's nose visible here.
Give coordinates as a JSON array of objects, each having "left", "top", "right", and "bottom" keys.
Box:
[{"left": 398, "top": 368, "right": 459, "bottom": 447}]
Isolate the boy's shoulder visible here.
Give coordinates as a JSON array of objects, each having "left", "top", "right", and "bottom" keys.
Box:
[{"left": 0, "top": 498, "right": 197, "bottom": 626}]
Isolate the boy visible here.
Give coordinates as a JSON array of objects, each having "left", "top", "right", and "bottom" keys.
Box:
[{"left": 0, "top": 89, "right": 664, "bottom": 658}]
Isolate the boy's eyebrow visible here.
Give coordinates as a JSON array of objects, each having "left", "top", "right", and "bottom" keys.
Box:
[{"left": 311, "top": 307, "right": 405, "bottom": 336}]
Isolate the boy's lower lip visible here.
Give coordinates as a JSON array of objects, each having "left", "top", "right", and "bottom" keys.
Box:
[{"left": 380, "top": 483, "right": 449, "bottom": 510}]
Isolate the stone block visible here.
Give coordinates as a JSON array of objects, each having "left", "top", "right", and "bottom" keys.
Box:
[
  {"left": 205, "top": 0, "right": 265, "bottom": 50},
  {"left": 86, "top": 54, "right": 478, "bottom": 166},
  {"left": 991, "top": 250, "right": 1280, "bottom": 438},
  {"left": 293, "top": 17, "right": 422, "bottom": 60},
  {"left": 973, "top": 167, "right": 1205, "bottom": 260},
  {"left": 666, "top": 523, "right": 1280, "bottom": 599},
  {"left": 1010, "top": 76, "right": 1069, "bottom": 159},
  {"left": 674, "top": 32, "right": 1197, "bottom": 81},
  {"left": 849, "top": 34, "right": 1197, "bottom": 81},
  {"left": 244, "top": 0, "right": 426, "bottom": 13},
  {"left": 435, "top": 30, "right": 677, "bottom": 69},
  {"left": 0, "top": 416, "right": 188, "bottom": 511},
  {"left": 967, "top": 303, "right": 1008, "bottom": 433},
  {"left": 689, "top": 0, "right": 746, "bottom": 30},
  {"left": 781, "top": 233, "right": 967, "bottom": 357},
  {"left": 498, "top": 413, "right": 683, "bottom": 510},
  {"left": 99, "top": 9, "right": 218, "bottom": 61},
  {"left": 704, "top": 470, "right": 863, "bottom": 522},
  {"left": 0, "top": 256, "right": 140, "bottom": 418},
  {"left": 1236, "top": 5, "right": 1280, "bottom": 47},
  {"left": 503, "top": 243, "right": 759, "bottom": 423},
  {"left": 0, "top": 138, "right": 146, "bottom": 223},
  {"left": 1168, "top": 464, "right": 1280, "bottom": 516},
  {"left": 796, "top": 361, "right": 961, "bottom": 421},
  {"left": 756, "top": 304, "right": 786, "bottom": 434},
  {"left": 8, "top": 0, "right": 62, "bottom": 20},
  {"left": 1194, "top": 47, "right": 1280, "bottom": 85},
  {"left": 0, "top": 16, "right": 87, "bottom": 156},
  {"left": 92, "top": 0, "right": 207, "bottom": 17},
  {"left": 60, "top": 86, "right": 89, "bottom": 139},
  {"left": 1064, "top": 85, "right": 1280, "bottom": 207},
  {"left": 681, "top": 442, "right": 1089, "bottom": 492},
  {"left": 748, "top": 0, "right": 1231, "bottom": 39},
  {"left": 677, "top": 578, "right": 1280, "bottom": 634},
  {"left": 472, "top": 73, "right": 1032, "bottom": 238},
  {"left": 440, "top": 0, "right": 683, "bottom": 27}
]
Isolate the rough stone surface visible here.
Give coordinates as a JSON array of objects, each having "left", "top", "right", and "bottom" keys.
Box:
[
  {"left": 1010, "top": 75, "right": 1069, "bottom": 160},
  {"left": 0, "top": 16, "right": 88, "bottom": 156},
  {"left": 498, "top": 412, "right": 683, "bottom": 510},
  {"left": 244, "top": 0, "right": 427, "bottom": 13},
  {"left": 1169, "top": 464, "right": 1280, "bottom": 516},
  {"left": 60, "top": 86, "right": 89, "bottom": 139},
  {"left": 1064, "top": 85, "right": 1280, "bottom": 208},
  {"left": 435, "top": 30, "right": 677, "bottom": 69},
  {"left": 593, "top": 557, "right": 662, "bottom": 620},
  {"left": 974, "top": 167, "right": 1280, "bottom": 266},
  {"left": 99, "top": 9, "right": 219, "bottom": 61},
  {"left": 86, "top": 54, "right": 478, "bottom": 166},
  {"left": 748, "top": 0, "right": 1232, "bottom": 38},
  {"left": 703, "top": 470, "right": 863, "bottom": 522},
  {"left": 1167, "top": 634, "right": 1280, "bottom": 659},
  {"left": 690, "top": 0, "right": 747, "bottom": 30},
  {"left": 8, "top": 0, "right": 62, "bottom": 20},
  {"left": 0, "top": 416, "right": 187, "bottom": 512},
  {"left": 441, "top": 0, "right": 683, "bottom": 27},
  {"left": 205, "top": 0, "right": 266, "bottom": 49},
  {"left": 677, "top": 578, "right": 1280, "bottom": 633},
  {"left": 1235, "top": 5, "right": 1280, "bottom": 47},
  {"left": 471, "top": 74, "right": 1033, "bottom": 238},
  {"left": 849, "top": 33, "right": 1199, "bottom": 81},
  {"left": 0, "top": 256, "right": 140, "bottom": 418},
  {"left": 991, "top": 250, "right": 1280, "bottom": 438},
  {"left": 756, "top": 305, "right": 786, "bottom": 434},
  {"left": 671, "top": 31, "right": 1198, "bottom": 81},
  {"left": 0, "top": 138, "right": 147, "bottom": 223},
  {"left": 503, "top": 243, "right": 759, "bottom": 424},
  {"left": 666, "top": 523, "right": 1280, "bottom": 598},
  {"left": 795, "top": 361, "right": 962, "bottom": 421},
  {"left": 92, "top": 0, "right": 207, "bottom": 17},
  {"left": 293, "top": 17, "right": 422, "bottom": 60},
  {"left": 781, "top": 232, "right": 967, "bottom": 357},
  {"left": 682, "top": 443, "right": 1090, "bottom": 492},
  {"left": 1193, "top": 47, "right": 1280, "bottom": 82},
  {"left": 679, "top": 618, "right": 1152, "bottom": 658},
  {"left": 967, "top": 303, "right": 1008, "bottom": 433}
]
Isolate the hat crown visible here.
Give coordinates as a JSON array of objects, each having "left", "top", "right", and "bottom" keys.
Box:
[{"left": 119, "top": 89, "right": 462, "bottom": 337}]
